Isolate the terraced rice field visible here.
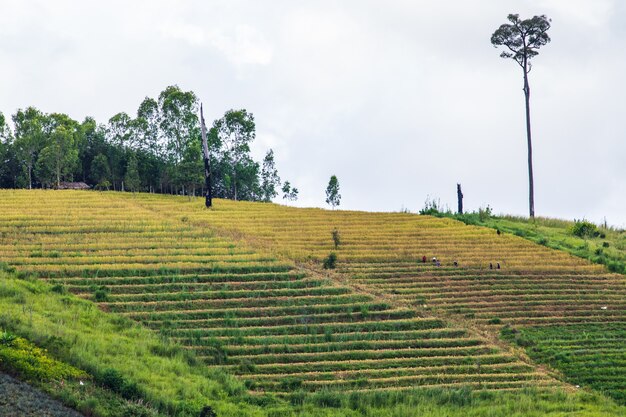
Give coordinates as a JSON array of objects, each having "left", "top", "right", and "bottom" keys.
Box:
[
  {"left": 506, "top": 324, "right": 626, "bottom": 403},
  {"left": 0, "top": 190, "right": 551, "bottom": 395},
  {"left": 126, "top": 195, "right": 625, "bottom": 402}
]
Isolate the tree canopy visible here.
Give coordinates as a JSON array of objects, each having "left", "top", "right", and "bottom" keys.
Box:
[
  {"left": 491, "top": 14, "right": 551, "bottom": 71},
  {"left": 0, "top": 85, "right": 298, "bottom": 203},
  {"left": 325, "top": 175, "right": 341, "bottom": 209}
]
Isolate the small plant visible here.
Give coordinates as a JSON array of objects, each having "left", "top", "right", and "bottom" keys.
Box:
[
  {"left": 0, "top": 331, "right": 17, "bottom": 346},
  {"left": 331, "top": 229, "right": 341, "bottom": 249},
  {"left": 199, "top": 405, "right": 218, "bottom": 417},
  {"left": 500, "top": 325, "right": 517, "bottom": 339},
  {"left": 51, "top": 284, "right": 66, "bottom": 294},
  {"left": 93, "top": 286, "right": 110, "bottom": 302},
  {"left": 420, "top": 196, "right": 444, "bottom": 216},
  {"left": 602, "top": 241, "right": 610, "bottom": 248},
  {"left": 95, "top": 180, "right": 111, "bottom": 191},
  {"left": 96, "top": 368, "right": 142, "bottom": 400},
  {"left": 478, "top": 205, "right": 493, "bottom": 222},
  {"left": 323, "top": 252, "right": 337, "bottom": 269},
  {"left": 488, "top": 317, "right": 502, "bottom": 325}
]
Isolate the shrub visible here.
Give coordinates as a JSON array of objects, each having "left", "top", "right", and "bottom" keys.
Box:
[
  {"left": 94, "top": 180, "right": 111, "bottom": 191},
  {"left": 602, "top": 241, "right": 610, "bottom": 248},
  {"left": 419, "top": 196, "right": 448, "bottom": 216},
  {"left": 500, "top": 325, "right": 517, "bottom": 339},
  {"left": 323, "top": 253, "right": 337, "bottom": 269},
  {"left": 488, "top": 317, "right": 502, "bottom": 325},
  {"left": 96, "top": 368, "right": 142, "bottom": 400},
  {"left": 331, "top": 229, "right": 341, "bottom": 249},
  {"left": 93, "top": 286, "right": 109, "bottom": 302},
  {"left": 478, "top": 205, "right": 493, "bottom": 222},
  {"left": 199, "top": 405, "right": 217, "bottom": 417},
  {"left": 51, "top": 284, "right": 66, "bottom": 294},
  {"left": 571, "top": 220, "right": 598, "bottom": 238}
]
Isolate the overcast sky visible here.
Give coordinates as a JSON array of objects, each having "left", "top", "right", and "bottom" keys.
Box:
[{"left": 1, "top": 0, "right": 625, "bottom": 226}]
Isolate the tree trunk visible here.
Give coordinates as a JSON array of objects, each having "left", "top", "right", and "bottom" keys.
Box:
[
  {"left": 457, "top": 183, "right": 463, "bottom": 214},
  {"left": 523, "top": 68, "right": 535, "bottom": 218}
]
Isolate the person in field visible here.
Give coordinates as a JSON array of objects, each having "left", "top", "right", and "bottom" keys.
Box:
[
  {"left": 422, "top": 255, "right": 427, "bottom": 263},
  {"left": 489, "top": 262, "right": 493, "bottom": 270}
]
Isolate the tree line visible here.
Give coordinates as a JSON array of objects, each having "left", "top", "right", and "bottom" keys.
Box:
[{"left": 0, "top": 85, "right": 297, "bottom": 202}]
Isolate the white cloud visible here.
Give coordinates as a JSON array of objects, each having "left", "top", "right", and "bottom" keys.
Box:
[
  {"left": 1, "top": 0, "right": 625, "bottom": 224},
  {"left": 160, "top": 21, "right": 272, "bottom": 67}
]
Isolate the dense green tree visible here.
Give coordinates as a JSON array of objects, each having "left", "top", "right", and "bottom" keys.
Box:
[
  {"left": 106, "top": 113, "right": 133, "bottom": 190},
  {"left": 124, "top": 153, "right": 141, "bottom": 192},
  {"left": 0, "top": 112, "right": 11, "bottom": 142},
  {"left": 135, "top": 97, "right": 161, "bottom": 154},
  {"left": 260, "top": 149, "right": 280, "bottom": 202},
  {"left": 77, "top": 117, "right": 98, "bottom": 182},
  {"left": 0, "top": 113, "right": 18, "bottom": 188},
  {"left": 281, "top": 181, "right": 299, "bottom": 201},
  {"left": 0, "top": 85, "right": 288, "bottom": 201},
  {"left": 107, "top": 112, "right": 133, "bottom": 148},
  {"left": 90, "top": 153, "right": 111, "bottom": 189},
  {"left": 211, "top": 109, "right": 256, "bottom": 200},
  {"left": 35, "top": 125, "right": 79, "bottom": 188},
  {"left": 325, "top": 175, "right": 341, "bottom": 209},
  {"left": 12, "top": 107, "right": 45, "bottom": 189},
  {"left": 173, "top": 140, "right": 204, "bottom": 196},
  {"left": 491, "top": 14, "right": 551, "bottom": 218},
  {"left": 158, "top": 86, "right": 198, "bottom": 163}
]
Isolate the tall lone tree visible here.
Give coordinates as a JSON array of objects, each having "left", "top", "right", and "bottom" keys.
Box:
[{"left": 491, "top": 14, "right": 551, "bottom": 219}]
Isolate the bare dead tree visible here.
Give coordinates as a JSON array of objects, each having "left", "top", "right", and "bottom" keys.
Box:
[{"left": 200, "top": 103, "right": 212, "bottom": 208}]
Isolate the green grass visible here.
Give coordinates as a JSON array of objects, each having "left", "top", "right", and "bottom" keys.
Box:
[{"left": 0, "top": 268, "right": 267, "bottom": 416}]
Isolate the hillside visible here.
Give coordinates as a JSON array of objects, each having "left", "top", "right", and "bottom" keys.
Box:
[{"left": 0, "top": 190, "right": 624, "bottom": 416}]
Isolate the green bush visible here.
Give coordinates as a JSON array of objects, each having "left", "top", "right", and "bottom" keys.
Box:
[
  {"left": 0, "top": 335, "right": 87, "bottom": 382},
  {"left": 323, "top": 252, "right": 337, "bottom": 269},
  {"left": 93, "top": 286, "right": 109, "bottom": 302},
  {"left": 96, "top": 368, "right": 142, "bottom": 400},
  {"left": 331, "top": 229, "right": 341, "bottom": 249},
  {"left": 478, "top": 205, "right": 493, "bottom": 222},
  {"left": 571, "top": 220, "right": 598, "bottom": 238}
]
